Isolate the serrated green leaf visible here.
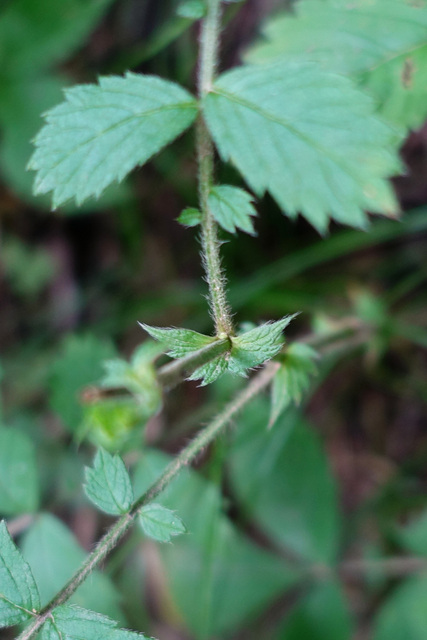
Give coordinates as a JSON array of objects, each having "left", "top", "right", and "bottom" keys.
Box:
[
  {"left": 177, "top": 207, "right": 202, "bottom": 227},
  {"left": 0, "top": 520, "right": 40, "bottom": 627},
  {"left": 187, "top": 353, "right": 229, "bottom": 385},
  {"left": 270, "top": 342, "right": 318, "bottom": 427},
  {"left": 84, "top": 449, "right": 134, "bottom": 515},
  {"left": 208, "top": 185, "right": 257, "bottom": 234},
  {"left": 0, "top": 427, "right": 39, "bottom": 515},
  {"left": 138, "top": 504, "right": 186, "bottom": 543},
  {"left": 21, "top": 515, "right": 122, "bottom": 619},
  {"left": 143, "top": 318, "right": 293, "bottom": 383},
  {"left": 40, "top": 605, "right": 150, "bottom": 640},
  {"left": 204, "top": 61, "right": 401, "bottom": 232},
  {"left": 29, "top": 73, "right": 198, "bottom": 208},
  {"left": 140, "top": 324, "right": 216, "bottom": 358},
  {"left": 49, "top": 335, "right": 115, "bottom": 433},
  {"left": 0, "top": 0, "right": 116, "bottom": 75},
  {"left": 247, "top": 0, "right": 427, "bottom": 131},
  {"left": 228, "top": 315, "right": 295, "bottom": 376}
]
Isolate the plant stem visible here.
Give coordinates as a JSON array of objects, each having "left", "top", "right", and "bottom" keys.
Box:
[
  {"left": 16, "top": 362, "right": 278, "bottom": 640},
  {"left": 197, "top": 0, "right": 233, "bottom": 337}
]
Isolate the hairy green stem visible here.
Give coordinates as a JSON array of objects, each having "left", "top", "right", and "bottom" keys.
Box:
[
  {"left": 16, "top": 362, "right": 278, "bottom": 640},
  {"left": 197, "top": 0, "right": 233, "bottom": 337}
]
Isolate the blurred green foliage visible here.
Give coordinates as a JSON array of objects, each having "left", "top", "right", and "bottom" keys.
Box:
[{"left": 0, "top": 1, "right": 427, "bottom": 639}]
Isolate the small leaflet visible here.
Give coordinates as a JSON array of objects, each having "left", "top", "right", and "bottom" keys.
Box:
[
  {"left": 138, "top": 504, "right": 186, "bottom": 543},
  {"left": 40, "top": 604, "right": 151, "bottom": 640},
  {"left": 177, "top": 207, "right": 202, "bottom": 227},
  {"left": 84, "top": 449, "right": 134, "bottom": 515},
  {"left": 208, "top": 185, "right": 257, "bottom": 235},
  {"left": 228, "top": 315, "right": 297, "bottom": 377},
  {"left": 269, "top": 342, "right": 318, "bottom": 428},
  {"left": 0, "top": 520, "right": 40, "bottom": 628}
]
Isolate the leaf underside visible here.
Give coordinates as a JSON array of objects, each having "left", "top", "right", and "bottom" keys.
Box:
[
  {"left": 0, "top": 520, "right": 40, "bottom": 628},
  {"left": 29, "top": 73, "right": 198, "bottom": 208},
  {"left": 204, "top": 60, "right": 401, "bottom": 232}
]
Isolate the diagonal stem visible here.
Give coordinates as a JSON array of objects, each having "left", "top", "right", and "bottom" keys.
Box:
[{"left": 15, "top": 362, "right": 279, "bottom": 640}]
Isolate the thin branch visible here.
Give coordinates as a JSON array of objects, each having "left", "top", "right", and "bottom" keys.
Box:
[{"left": 16, "top": 362, "right": 279, "bottom": 640}]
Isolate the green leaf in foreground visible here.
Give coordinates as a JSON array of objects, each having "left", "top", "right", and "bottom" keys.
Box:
[
  {"left": 84, "top": 448, "right": 134, "bottom": 515},
  {"left": 208, "top": 185, "right": 257, "bottom": 234},
  {"left": 204, "top": 60, "right": 401, "bottom": 232},
  {"left": 0, "top": 520, "right": 40, "bottom": 627},
  {"left": 40, "top": 604, "right": 150, "bottom": 640},
  {"left": 138, "top": 503, "right": 186, "bottom": 543},
  {"left": 270, "top": 342, "right": 318, "bottom": 428},
  {"left": 246, "top": 0, "right": 427, "bottom": 131},
  {"left": 0, "top": 427, "right": 39, "bottom": 515},
  {"left": 29, "top": 73, "right": 198, "bottom": 208}
]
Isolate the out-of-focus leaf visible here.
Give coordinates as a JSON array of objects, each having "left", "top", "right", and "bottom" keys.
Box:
[
  {"left": 0, "top": 0, "right": 117, "bottom": 74},
  {"left": 397, "top": 509, "right": 427, "bottom": 557},
  {"left": 49, "top": 335, "right": 115, "bottom": 433},
  {"left": 21, "top": 514, "right": 122, "bottom": 620},
  {"left": 177, "top": 207, "right": 202, "bottom": 227},
  {"left": 228, "top": 399, "right": 341, "bottom": 563},
  {"left": 204, "top": 60, "right": 401, "bottom": 232},
  {"left": 40, "top": 605, "right": 150, "bottom": 640},
  {"left": 177, "top": 0, "right": 206, "bottom": 19},
  {"left": 0, "top": 520, "right": 40, "bottom": 628},
  {"left": 270, "top": 343, "right": 318, "bottom": 427},
  {"left": 133, "top": 449, "right": 297, "bottom": 637},
  {"left": 373, "top": 574, "right": 427, "bottom": 640},
  {"left": 278, "top": 580, "right": 353, "bottom": 640},
  {"left": 247, "top": 0, "right": 427, "bottom": 130},
  {"left": 0, "top": 427, "right": 39, "bottom": 516}
]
